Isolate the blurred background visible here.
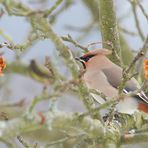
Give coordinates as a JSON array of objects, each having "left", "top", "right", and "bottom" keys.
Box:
[
  {"left": 0, "top": 0, "right": 148, "bottom": 147},
  {"left": 0, "top": 0, "right": 148, "bottom": 112}
]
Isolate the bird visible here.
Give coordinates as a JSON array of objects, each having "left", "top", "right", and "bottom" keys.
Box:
[{"left": 75, "top": 48, "right": 148, "bottom": 114}]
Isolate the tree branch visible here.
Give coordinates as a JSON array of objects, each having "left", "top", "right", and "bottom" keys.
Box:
[{"left": 98, "top": 0, "right": 122, "bottom": 63}]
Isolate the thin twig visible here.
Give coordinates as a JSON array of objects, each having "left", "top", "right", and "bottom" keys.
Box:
[
  {"left": 61, "top": 35, "right": 88, "bottom": 52},
  {"left": 45, "top": 133, "right": 85, "bottom": 147},
  {"left": 90, "top": 89, "right": 108, "bottom": 101},
  {"left": 45, "top": 137, "right": 70, "bottom": 147},
  {"left": 128, "top": 0, "right": 145, "bottom": 41},
  {"left": 126, "top": 35, "right": 148, "bottom": 72},
  {"left": 119, "top": 26, "right": 138, "bottom": 36},
  {"left": 121, "top": 133, "right": 148, "bottom": 144},
  {"left": 64, "top": 21, "right": 95, "bottom": 32},
  {"left": 28, "top": 89, "right": 59, "bottom": 113},
  {"left": 78, "top": 99, "right": 116, "bottom": 118},
  {"left": 49, "top": 0, "right": 73, "bottom": 24},
  {"left": 0, "top": 32, "right": 40, "bottom": 51},
  {"left": 135, "top": 127, "right": 148, "bottom": 134},
  {"left": 17, "top": 136, "right": 31, "bottom": 148},
  {"left": 43, "top": 0, "right": 63, "bottom": 17},
  {"left": 136, "top": 0, "right": 148, "bottom": 22}
]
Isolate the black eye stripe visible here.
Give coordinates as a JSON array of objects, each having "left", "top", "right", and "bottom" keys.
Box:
[{"left": 80, "top": 54, "right": 96, "bottom": 62}]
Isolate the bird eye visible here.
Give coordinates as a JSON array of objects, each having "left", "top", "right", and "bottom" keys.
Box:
[{"left": 85, "top": 56, "right": 90, "bottom": 62}]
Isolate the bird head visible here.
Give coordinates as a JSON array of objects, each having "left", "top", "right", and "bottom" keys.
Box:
[{"left": 75, "top": 48, "right": 112, "bottom": 69}]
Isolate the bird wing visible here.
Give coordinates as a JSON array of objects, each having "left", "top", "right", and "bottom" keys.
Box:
[
  {"left": 102, "top": 66, "right": 148, "bottom": 104},
  {"left": 84, "top": 70, "right": 119, "bottom": 98}
]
